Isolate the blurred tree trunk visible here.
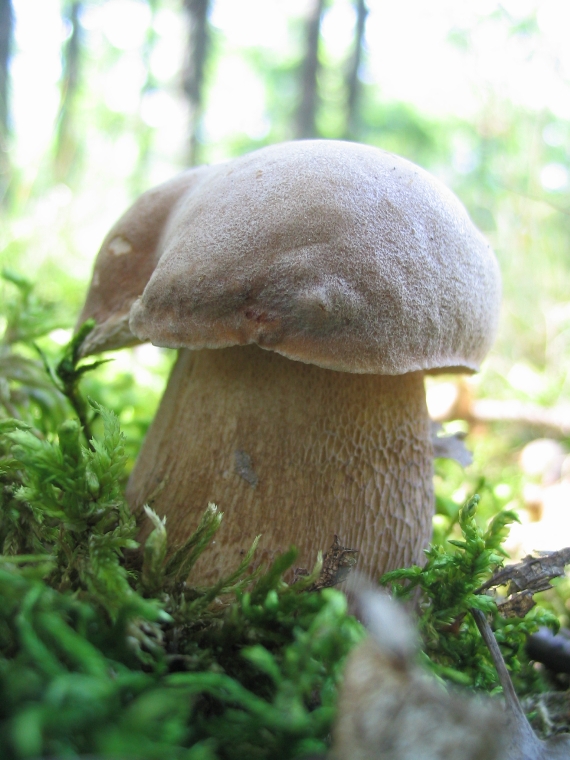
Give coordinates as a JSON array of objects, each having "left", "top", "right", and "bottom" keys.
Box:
[
  {"left": 0, "top": 0, "right": 13, "bottom": 205},
  {"left": 295, "top": 0, "right": 327, "bottom": 139},
  {"left": 182, "top": 0, "right": 211, "bottom": 166},
  {"left": 54, "top": 0, "right": 83, "bottom": 183},
  {"left": 344, "top": 0, "right": 368, "bottom": 140},
  {"left": 132, "top": 0, "right": 159, "bottom": 195}
]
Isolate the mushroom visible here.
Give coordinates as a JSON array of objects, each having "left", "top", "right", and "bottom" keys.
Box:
[
  {"left": 78, "top": 165, "right": 212, "bottom": 356},
  {"left": 77, "top": 140, "right": 501, "bottom": 584}
]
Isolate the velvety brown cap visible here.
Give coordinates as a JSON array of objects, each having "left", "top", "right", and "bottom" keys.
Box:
[
  {"left": 128, "top": 140, "right": 501, "bottom": 375},
  {"left": 77, "top": 165, "right": 211, "bottom": 355}
]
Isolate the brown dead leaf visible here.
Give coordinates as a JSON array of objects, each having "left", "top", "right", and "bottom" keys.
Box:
[
  {"left": 309, "top": 535, "right": 359, "bottom": 590},
  {"left": 333, "top": 586, "right": 505, "bottom": 760},
  {"left": 478, "top": 547, "right": 570, "bottom": 609},
  {"left": 332, "top": 580, "right": 570, "bottom": 759},
  {"left": 496, "top": 589, "right": 536, "bottom": 618},
  {"left": 476, "top": 547, "right": 570, "bottom": 621}
]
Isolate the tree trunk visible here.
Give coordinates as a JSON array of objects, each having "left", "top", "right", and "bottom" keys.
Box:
[
  {"left": 295, "top": 0, "right": 326, "bottom": 139},
  {"left": 131, "top": 0, "right": 159, "bottom": 195},
  {"left": 343, "top": 0, "right": 368, "bottom": 139},
  {"left": 182, "top": 0, "right": 211, "bottom": 166},
  {"left": 54, "top": 0, "right": 83, "bottom": 182}
]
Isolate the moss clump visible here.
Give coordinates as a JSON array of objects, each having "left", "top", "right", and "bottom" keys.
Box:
[
  {"left": 382, "top": 495, "right": 559, "bottom": 694},
  {"left": 0, "top": 402, "right": 363, "bottom": 760}
]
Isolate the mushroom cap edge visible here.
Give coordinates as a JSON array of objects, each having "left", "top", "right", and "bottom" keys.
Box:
[{"left": 127, "top": 140, "right": 501, "bottom": 376}]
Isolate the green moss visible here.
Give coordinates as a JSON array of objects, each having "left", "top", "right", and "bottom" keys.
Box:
[
  {"left": 0, "top": 274, "right": 563, "bottom": 757},
  {"left": 382, "top": 495, "right": 559, "bottom": 695},
  {"left": 0, "top": 310, "right": 363, "bottom": 758}
]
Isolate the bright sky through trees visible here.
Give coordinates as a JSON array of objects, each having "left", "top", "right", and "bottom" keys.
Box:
[{"left": 11, "top": 0, "right": 570, "bottom": 191}]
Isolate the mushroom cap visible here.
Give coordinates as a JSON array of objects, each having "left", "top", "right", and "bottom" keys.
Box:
[
  {"left": 76, "top": 165, "right": 212, "bottom": 355},
  {"left": 83, "top": 140, "right": 502, "bottom": 374}
]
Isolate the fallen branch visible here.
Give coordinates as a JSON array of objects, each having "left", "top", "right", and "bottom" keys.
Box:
[
  {"left": 431, "top": 383, "right": 570, "bottom": 436},
  {"left": 469, "top": 399, "right": 570, "bottom": 437}
]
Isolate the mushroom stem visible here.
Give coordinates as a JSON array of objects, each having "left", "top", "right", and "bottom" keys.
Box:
[{"left": 127, "top": 344, "right": 434, "bottom": 584}]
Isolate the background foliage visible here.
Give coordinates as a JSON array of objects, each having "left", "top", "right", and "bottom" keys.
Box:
[
  {"left": 1, "top": 0, "right": 570, "bottom": 607},
  {"left": 1, "top": 4, "right": 570, "bottom": 753}
]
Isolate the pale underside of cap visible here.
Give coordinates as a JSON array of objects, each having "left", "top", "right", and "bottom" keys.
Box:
[{"left": 125, "top": 140, "right": 500, "bottom": 375}]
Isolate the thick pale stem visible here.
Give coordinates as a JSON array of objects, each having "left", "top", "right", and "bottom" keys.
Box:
[{"left": 127, "top": 345, "right": 434, "bottom": 584}]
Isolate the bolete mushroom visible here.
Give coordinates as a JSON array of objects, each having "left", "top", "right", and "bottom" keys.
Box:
[{"left": 77, "top": 140, "right": 501, "bottom": 584}]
